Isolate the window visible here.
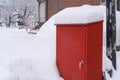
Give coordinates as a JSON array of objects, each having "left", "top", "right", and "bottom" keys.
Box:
[
  {"left": 50, "top": 0, "right": 54, "bottom": 14},
  {"left": 40, "top": 1, "right": 46, "bottom": 22},
  {"left": 57, "top": 0, "right": 62, "bottom": 11},
  {"left": 102, "top": 0, "right": 106, "bottom": 2},
  {"left": 101, "top": 0, "right": 106, "bottom": 5}
]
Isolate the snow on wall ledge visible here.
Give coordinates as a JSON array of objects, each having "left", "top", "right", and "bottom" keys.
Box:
[{"left": 55, "top": 5, "right": 105, "bottom": 24}]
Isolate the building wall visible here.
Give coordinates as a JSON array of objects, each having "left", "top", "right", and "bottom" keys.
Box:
[{"left": 47, "top": 0, "right": 100, "bottom": 19}]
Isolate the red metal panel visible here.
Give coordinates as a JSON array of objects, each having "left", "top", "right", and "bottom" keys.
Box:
[
  {"left": 57, "top": 25, "right": 86, "bottom": 80},
  {"left": 56, "top": 21, "right": 103, "bottom": 80},
  {"left": 85, "top": 21, "right": 103, "bottom": 80}
]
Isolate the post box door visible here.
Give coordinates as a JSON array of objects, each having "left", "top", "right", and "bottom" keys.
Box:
[{"left": 57, "top": 25, "right": 86, "bottom": 80}]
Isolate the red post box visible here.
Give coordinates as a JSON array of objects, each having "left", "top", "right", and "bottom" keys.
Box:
[
  {"left": 56, "top": 21, "right": 103, "bottom": 80},
  {"left": 55, "top": 5, "right": 104, "bottom": 80}
]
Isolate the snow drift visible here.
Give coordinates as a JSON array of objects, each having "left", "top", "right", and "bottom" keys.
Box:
[{"left": 55, "top": 5, "right": 105, "bottom": 24}]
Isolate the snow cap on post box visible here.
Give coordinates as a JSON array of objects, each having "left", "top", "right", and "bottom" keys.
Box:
[{"left": 55, "top": 5, "right": 105, "bottom": 24}]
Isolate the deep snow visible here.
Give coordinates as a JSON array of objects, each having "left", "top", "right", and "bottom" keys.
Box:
[
  {"left": 55, "top": 5, "right": 105, "bottom": 24},
  {"left": 0, "top": 17, "right": 63, "bottom": 80},
  {"left": 0, "top": 5, "right": 120, "bottom": 80}
]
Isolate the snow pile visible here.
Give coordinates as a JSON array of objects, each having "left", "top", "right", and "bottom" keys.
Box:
[
  {"left": 0, "top": 28, "right": 35, "bottom": 59},
  {"left": 0, "top": 59, "right": 42, "bottom": 80},
  {"left": 0, "top": 16, "right": 63, "bottom": 80},
  {"left": 55, "top": 5, "right": 105, "bottom": 24},
  {"left": 102, "top": 51, "right": 120, "bottom": 80},
  {"left": 0, "top": 28, "right": 40, "bottom": 80},
  {"left": 103, "top": 46, "right": 113, "bottom": 71},
  {"left": 27, "top": 15, "right": 62, "bottom": 80},
  {"left": 103, "top": 46, "right": 114, "bottom": 80}
]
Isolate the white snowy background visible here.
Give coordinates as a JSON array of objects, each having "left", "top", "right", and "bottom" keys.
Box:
[
  {"left": 0, "top": 0, "right": 38, "bottom": 27},
  {"left": 0, "top": 4, "right": 120, "bottom": 80}
]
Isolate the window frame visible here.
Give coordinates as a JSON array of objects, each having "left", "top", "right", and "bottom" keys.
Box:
[{"left": 101, "top": 0, "right": 106, "bottom": 5}]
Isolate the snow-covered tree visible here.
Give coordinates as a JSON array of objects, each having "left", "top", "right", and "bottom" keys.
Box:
[{"left": 0, "top": 0, "right": 37, "bottom": 27}]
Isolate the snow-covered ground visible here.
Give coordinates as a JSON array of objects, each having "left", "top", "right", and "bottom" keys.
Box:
[
  {"left": 0, "top": 16, "right": 63, "bottom": 80},
  {"left": 103, "top": 52, "right": 120, "bottom": 80},
  {"left": 112, "top": 52, "right": 120, "bottom": 80},
  {"left": 0, "top": 5, "right": 120, "bottom": 80}
]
